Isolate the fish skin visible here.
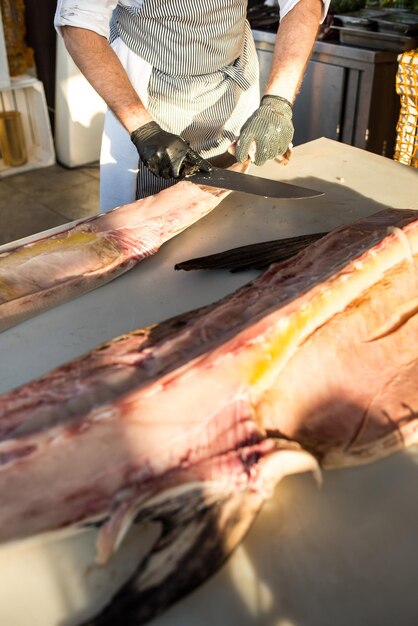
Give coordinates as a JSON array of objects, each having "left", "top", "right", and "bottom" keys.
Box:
[
  {"left": 174, "top": 231, "right": 328, "bottom": 272},
  {"left": 0, "top": 162, "right": 247, "bottom": 333},
  {"left": 0, "top": 208, "right": 417, "bottom": 624}
]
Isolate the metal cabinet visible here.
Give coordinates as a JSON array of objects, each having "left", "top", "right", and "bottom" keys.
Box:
[{"left": 254, "top": 31, "right": 401, "bottom": 157}]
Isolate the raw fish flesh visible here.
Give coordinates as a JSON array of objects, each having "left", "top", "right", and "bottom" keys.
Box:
[
  {"left": 0, "top": 162, "right": 247, "bottom": 332},
  {"left": 0, "top": 208, "right": 417, "bottom": 625}
]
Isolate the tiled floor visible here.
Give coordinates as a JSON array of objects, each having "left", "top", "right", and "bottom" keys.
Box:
[{"left": 0, "top": 162, "right": 100, "bottom": 246}]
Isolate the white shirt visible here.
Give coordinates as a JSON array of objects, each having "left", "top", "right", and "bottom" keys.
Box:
[{"left": 54, "top": 0, "right": 331, "bottom": 39}]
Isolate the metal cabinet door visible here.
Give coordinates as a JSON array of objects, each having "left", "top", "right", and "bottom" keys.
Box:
[
  {"left": 292, "top": 60, "right": 346, "bottom": 145},
  {"left": 257, "top": 48, "right": 346, "bottom": 146}
]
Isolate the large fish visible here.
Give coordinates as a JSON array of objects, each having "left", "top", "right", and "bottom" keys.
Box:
[
  {"left": 0, "top": 208, "right": 417, "bottom": 625},
  {"left": 0, "top": 161, "right": 247, "bottom": 333}
]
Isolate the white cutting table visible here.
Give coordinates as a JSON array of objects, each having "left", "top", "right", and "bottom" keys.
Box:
[{"left": 1, "top": 138, "right": 418, "bottom": 626}]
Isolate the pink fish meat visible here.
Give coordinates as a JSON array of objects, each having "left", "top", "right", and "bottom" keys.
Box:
[
  {"left": 0, "top": 162, "right": 247, "bottom": 332},
  {"left": 0, "top": 208, "right": 417, "bottom": 625}
]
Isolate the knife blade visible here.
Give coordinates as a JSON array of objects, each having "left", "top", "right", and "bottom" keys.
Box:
[{"left": 187, "top": 166, "right": 324, "bottom": 199}]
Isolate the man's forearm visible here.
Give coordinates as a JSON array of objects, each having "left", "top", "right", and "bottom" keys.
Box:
[
  {"left": 61, "top": 26, "right": 152, "bottom": 132},
  {"left": 265, "top": 0, "right": 322, "bottom": 103}
]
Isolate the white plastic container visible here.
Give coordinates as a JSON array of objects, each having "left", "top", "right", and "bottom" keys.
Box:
[
  {"left": 55, "top": 36, "right": 106, "bottom": 167},
  {"left": 0, "top": 75, "right": 55, "bottom": 177}
]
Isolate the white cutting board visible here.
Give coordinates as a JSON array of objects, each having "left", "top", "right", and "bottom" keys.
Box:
[{"left": 1, "top": 139, "right": 418, "bottom": 626}]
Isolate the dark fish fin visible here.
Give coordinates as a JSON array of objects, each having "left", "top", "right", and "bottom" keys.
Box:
[
  {"left": 84, "top": 483, "right": 264, "bottom": 626},
  {"left": 84, "top": 442, "right": 319, "bottom": 626},
  {"left": 174, "top": 232, "right": 327, "bottom": 273}
]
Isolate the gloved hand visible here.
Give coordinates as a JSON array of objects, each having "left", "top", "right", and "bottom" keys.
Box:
[
  {"left": 236, "top": 95, "right": 294, "bottom": 166},
  {"left": 131, "top": 121, "right": 212, "bottom": 179}
]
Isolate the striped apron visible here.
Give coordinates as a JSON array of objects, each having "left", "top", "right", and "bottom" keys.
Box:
[{"left": 100, "top": 0, "right": 260, "bottom": 210}]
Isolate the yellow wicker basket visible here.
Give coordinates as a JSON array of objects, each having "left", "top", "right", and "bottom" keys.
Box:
[
  {"left": 394, "top": 48, "right": 418, "bottom": 168},
  {"left": 0, "top": 0, "right": 34, "bottom": 77}
]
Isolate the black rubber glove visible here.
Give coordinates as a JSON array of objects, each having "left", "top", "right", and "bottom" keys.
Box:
[
  {"left": 236, "top": 95, "right": 294, "bottom": 167},
  {"left": 131, "top": 121, "right": 212, "bottom": 179}
]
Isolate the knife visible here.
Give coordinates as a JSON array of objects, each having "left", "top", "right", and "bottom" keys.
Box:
[{"left": 187, "top": 166, "right": 324, "bottom": 199}]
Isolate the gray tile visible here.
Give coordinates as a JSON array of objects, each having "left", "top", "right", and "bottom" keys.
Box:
[
  {"left": 79, "top": 164, "right": 100, "bottom": 180},
  {"left": 4, "top": 164, "right": 93, "bottom": 197},
  {"left": 0, "top": 179, "right": 19, "bottom": 202},
  {"left": 37, "top": 178, "right": 100, "bottom": 220},
  {"left": 0, "top": 189, "right": 68, "bottom": 246}
]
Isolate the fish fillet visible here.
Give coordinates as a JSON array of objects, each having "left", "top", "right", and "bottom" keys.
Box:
[
  {"left": 0, "top": 208, "right": 417, "bottom": 625},
  {"left": 0, "top": 162, "right": 247, "bottom": 333}
]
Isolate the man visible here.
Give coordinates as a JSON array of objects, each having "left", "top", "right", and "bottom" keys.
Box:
[{"left": 55, "top": 0, "right": 329, "bottom": 211}]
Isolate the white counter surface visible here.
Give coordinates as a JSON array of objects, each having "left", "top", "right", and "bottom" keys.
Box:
[{"left": 1, "top": 138, "right": 418, "bottom": 626}]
